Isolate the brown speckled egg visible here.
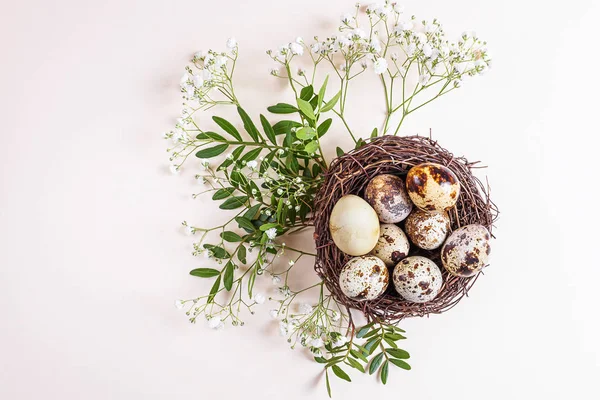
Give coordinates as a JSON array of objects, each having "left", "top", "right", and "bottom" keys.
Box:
[
  {"left": 406, "top": 163, "right": 460, "bottom": 212},
  {"left": 405, "top": 209, "right": 450, "bottom": 250},
  {"left": 339, "top": 256, "right": 389, "bottom": 301},
  {"left": 370, "top": 224, "right": 410, "bottom": 267},
  {"left": 441, "top": 224, "right": 491, "bottom": 278},
  {"left": 364, "top": 174, "right": 413, "bottom": 223},
  {"left": 392, "top": 256, "right": 443, "bottom": 303}
]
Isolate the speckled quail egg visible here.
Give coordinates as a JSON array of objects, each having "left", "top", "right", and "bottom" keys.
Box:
[
  {"left": 339, "top": 256, "right": 389, "bottom": 301},
  {"left": 329, "top": 195, "right": 380, "bottom": 256},
  {"left": 406, "top": 163, "right": 460, "bottom": 212},
  {"left": 370, "top": 224, "right": 410, "bottom": 267},
  {"left": 441, "top": 224, "right": 491, "bottom": 278},
  {"left": 364, "top": 174, "right": 413, "bottom": 223},
  {"left": 392, "top": 256, "right": 443, "bottom": 303},
  {"left": 405, "top": 209, "right": 451, "bottom": 250}
]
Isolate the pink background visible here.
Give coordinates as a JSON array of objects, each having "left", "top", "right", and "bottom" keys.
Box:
[{"left": 1, "top": 0, "right": 598, "bottom": 399}]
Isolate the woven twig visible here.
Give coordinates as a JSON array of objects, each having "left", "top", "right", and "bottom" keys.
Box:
[{"left": 313, "top": 135, "right": 498, "bottom": 324}]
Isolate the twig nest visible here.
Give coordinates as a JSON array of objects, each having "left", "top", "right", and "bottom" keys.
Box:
[
  {"left": 365, "top": 174, "right": 413, "bottom": 223},
  {"left": 441, "top": 224, "right": 491, "bottom": 277},
  {"left": 370, "top": 224, "right": 410, "bottom": 267},
  {"left": 339, "top": 256, "right": 389, "bottom": 301},
  {"left": 405, "top": 209, "right": 450, "bottom": 250},
  {"left": 392, "top": 256, "right": 443, "bottom": 303},
  {"left": 406, "top": 163, "right": 460, "bottom": 212},
  {"left": 329, "top": 194, "right": 380, "bottom": 256}
]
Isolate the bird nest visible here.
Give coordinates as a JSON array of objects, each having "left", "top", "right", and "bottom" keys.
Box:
[{"left": 313, "top": 135, "right": 498, "bottom": 325}]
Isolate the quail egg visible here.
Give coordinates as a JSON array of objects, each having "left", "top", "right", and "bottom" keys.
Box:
[
  {"left": 405, "top": 209, "right": 451, "bottom": 250},
  {"left": 370, "top": 224, "right": 410, "bottom": 267},
  {"left": 364, "top": 174, "right": 413, "bottom": 223},
  {"left": 441, "top": 224, "right": 491, "bottom": 278},
  {"left": 406, "top": 163, "right": 460, "bottom": 212},
  {"left": 329, "top": 195, "right": 380, "bottom": 256},
  {"left": 392, "top": 256, "right": 443, "bottom": 303},
  {"left": 339, "top": 256, "right": 389, "bottom": 301}
]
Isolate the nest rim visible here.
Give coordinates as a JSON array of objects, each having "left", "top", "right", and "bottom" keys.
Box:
[{"left": 313, "top": 135, "right": 498, "bottom": 325}]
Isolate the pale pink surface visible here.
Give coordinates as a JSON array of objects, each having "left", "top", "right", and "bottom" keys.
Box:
[{"left": 0, "top": 0, "right": 599, "bottom": 399}]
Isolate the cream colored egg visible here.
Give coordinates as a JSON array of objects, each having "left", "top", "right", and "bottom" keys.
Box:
[
  {"left": 441, "top": 224, "right": 491, "bottom": 278},
  {"left": 329, "top": 195, "right": 380, "bottom": 256},
  {"left": 406, "top": 163, "right": 460, "bottom": 212},
  {"left": 392, "top": 256, "right": 443, "bottom": 303},
  {"left": 370, "top": 224, "right": 410, "bottom": 267},
  {"left": 339, "top": 256, "right": 389, "bottom": 301},
  {"left": 364, "top": 174, "right": 413, "bottom": 223},
  {"left": 405, "top": 209, "right": 451, "bottom": 250}
]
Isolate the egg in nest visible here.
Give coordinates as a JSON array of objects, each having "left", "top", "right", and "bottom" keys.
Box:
[
  {"left": 329, "top": 195, "right": 380, "bottom": 256},
  {"left": 405, "top": 209, "right": 450, "bottom": 250},
  {"left": 364, "top": 174, "right": 413, "bottom": 223},
  {"left": 370, "top": 224, "right": 410, "bottom": 267},
  {"left": 392, "top": 256, "right": 443, "bottom": 303},
  {"left": 339, "top": 256, "right": 389, "bottom": 301},
  {"left": 406, "top": 163, "right": 460, "bottom": 212},
  {"left": 441, "top": 224, "right": 491, "bottom": 278}
]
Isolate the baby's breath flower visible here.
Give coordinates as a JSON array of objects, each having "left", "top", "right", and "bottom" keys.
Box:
[
  {"left": 253, "top": 293, "right": 266, "bottom": 304},
  {"left": 174, "top": 300, "right": 185, "bottom": 310},
  {"left": 373, "top": 58, "right": 388, "bottom": 74},
  {"left": 207, "top": 317, "right": 224, "bottom": 330},
  {"left": 299, "top": 303, "right": 313, "bottom": 315},
  {"left": 269, "top": 309, "right": 279, "bottom": 319},
  {"left": 265, "top": 228, "right": 278, "bottom": 240},
  {"left": 170, "top": 164, "right": 180, "bottom": 174},
  {"left": 272, "top": 275, "right": 282, "bottom": 285},
  {"left": 226, "top": 37, "right": 237, "bottom": 50}
]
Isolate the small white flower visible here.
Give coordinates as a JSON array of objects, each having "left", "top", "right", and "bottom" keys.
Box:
[
  {"left": 311, "top": 43, "right": 320, "bottom": 53},
  {"left": 396, "top": 20, "right": 413, "bottom": 32},
  {"left": 462, "top": 30, "right": 476, "bottom": 39},
  {"left": 202, "top": 69, "right": 212, "bottom": 81},
  {"left": 289, "top": 42, "right": 304, "bottom": 56},
  {"left": 197, "top": 176, "right": 208, "bottom": 185},
  {"left": 276, "top": 188, "right": 284, "bottom": 195},
  {"left": 192, "top": 74, "right": 204, "bottom": 88},
  {"left": 373, "top": 58, "right": 388, "bottom": 74},
  {"left": 226, "top": 37, "right": 237, "bottom": 50},
  {"left": 174, "top": 300, "right": 185, "bottom": 310},
  {"left": 297, "top": 67, "right": 306, "bottom": 76},
  {"left": 265, "top": 228, "right": 277, "bottom": 240},
  {"left": 169, "top": 164, "right": 179, "bottom": 174},
  {"left": 331, "top": 310, "right": 341, "bottom": 322},
  {"left": 215, "top": 55, "right": 228, "bottom": 67},
  {"left": 295, "top": 36, "right": 304, "bottom": 44},
  {"left": 246, "top": 160, "right": 258, "bottom": 169},
  {"left": 422, "top": 43, "right": 433, "bottom": 58},
  {"left": 418, "top": 74, "right": 431, "bottom": 85},
  {"left": 390, "top": 52, "right": 398, "bottom": 61},
  {"left": 180, "top": 72, "right": 190, "bottom": 86},
  {"left": 310, "top": 337, "right": 324, "bottom": 348},
  {"left": 341, "top": 13, "right": 354, "bottom": 24},
  {"left": 207, "top": 317, "right": 224, "bottom": 330},
  {"left": 393, "top": 4, "right": 405, "bottom": 13},
  {"left": 279, "top": 321, "right": 289, "bottom": 336},
  {"left": 269, "top": 67, "right": 279, "bottom": 76},
  {"left": 298, "top": 303, "right": 313, "bottom": 315},
  {"left": 184, "top": 225, "right": 195, "bottom": 235},
  {"left": 332, "top": 336, "right": 348, "bottom": 348},
  {"left": 288, "top": 260, "right": 295, "bottom": 266},
  {"left": 269, "top": 309, "right": 279, "bottom": 319},
  {"left": 294, "top": 205, "right": 301, "bottom": 212},
  {"left": 272, "top": 275, "right": 281, "bottom": 285},
  {"left": 424, "top": 22, "right": 438, "bottom": 33},
  {"left": 253, "top": 293, "right": 266, "bottom": 304}
]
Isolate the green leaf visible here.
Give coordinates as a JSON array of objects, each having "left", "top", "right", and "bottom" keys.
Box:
[
  {"left": 380, "top": 361, "right": 389, "bottom": 384},
  {"left": 267, "top": 103, "right": 298, "bottom": 114},
  {"left": 383, "top": 337, "right": 398, "bottom": 348},
  {"left": 241, "top": 148, "right": 262, "bottom": 163},
  {"left": 295, "top": 127, "right": 316, "bottom": 140},
  {"left": 360, "top": 329, "right": 379, "bottom": 340},
  {"left": 364, "top": 337, "right": 381, "bottom": 356},
  {"left": 219, "top": 196, "right": 248, "bottom": 210},
  {"left": 369, "top": 353, "right": 384, "bottom": 375},
  {"left": 212, "top": 116, "right": 243, "bottom": 141},
  {"left": 300, "top": 85, "right": 314, "bottom": 101},
  {"left": 195, "top": 144, "right": 229, "bottom": 159},
  {"left": 297, "top": 98, "right": 316, "bottom": 121},
  {"left": 212, "top": 187, "right": 235, "bottom": 200},
  {"left": 207, "top": 275, "right": 220, "bottom": 303},
  {"left": 317, "top": 118, "right": 332, "bottom": 138},
  {"left": 223, "top": 261, "right": 234, "bottom": 291},
  {"left": 247, "top": 267, "right": 256, "bottom": 298},
  {"left": 235, "top": 216, "right": 255, "bottom": 232},
  {"left": 350, "top": 349, "right": 368, "bottom": 363},
  {"left": 260, "top": 115, "right": 277, "bottom": 145},
  {"left": 320, "top": 91, "right": 341, "bottom": 112},
  {"left": 314, "top": 356, "right": 327, "bottom": 364},
  {"left": 389, "top": 359, "right": 411, "bottom": 370},
  {"left": 318, "top": 76, "right": 329, "bottom": 108},
  {"left": 371, "top": 127, "right": 378, "bottom": 138},
  {"left": 304, "top": 141, "right": 319, "bottom": 154},
  {"left": 221, "top": 231, "right": 242, "bottom": 242},
  {"left": 237, "top": 245, "right": 247, "bottom": 264},
  {"left": 387, "top": 348, "right": 410, "bottom": 359},
  {"left": 203, "top": 244, "right": 230, "bottom": 259},
  {"left": 331, "top": 365, "right": 351, "bottom": 382},
  {"left": 243, "top": 204, "right": 261, "bottom": 220},
  {"left": 203, "top": 131, "right": 227, "bottom": 142},
  {"left": 346, "top": 358, "right": 365, "bottom": 373},
  {"left": 273, "top": 120, "right": 302, "bottom": 135},
  {"left": 356, "top": 323, "right": 375, "bottom": 338},
  {"left": 325, "top": 369, "right": 332, "bottom": 398},
  {"left": 386, "top": 333, "right": 406, "bottom": 341},
  {"left": 335, "top": 147, "right": 344, "bottom": 157},
  {"left": 237, "top": 107, "right": 260, "bottom": 142},
  {"left": 259, "top": 222, "right": 279, "bottom": 231},
  {"left": 189, "top": 268, "right": 220, "bottom": 278}
]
